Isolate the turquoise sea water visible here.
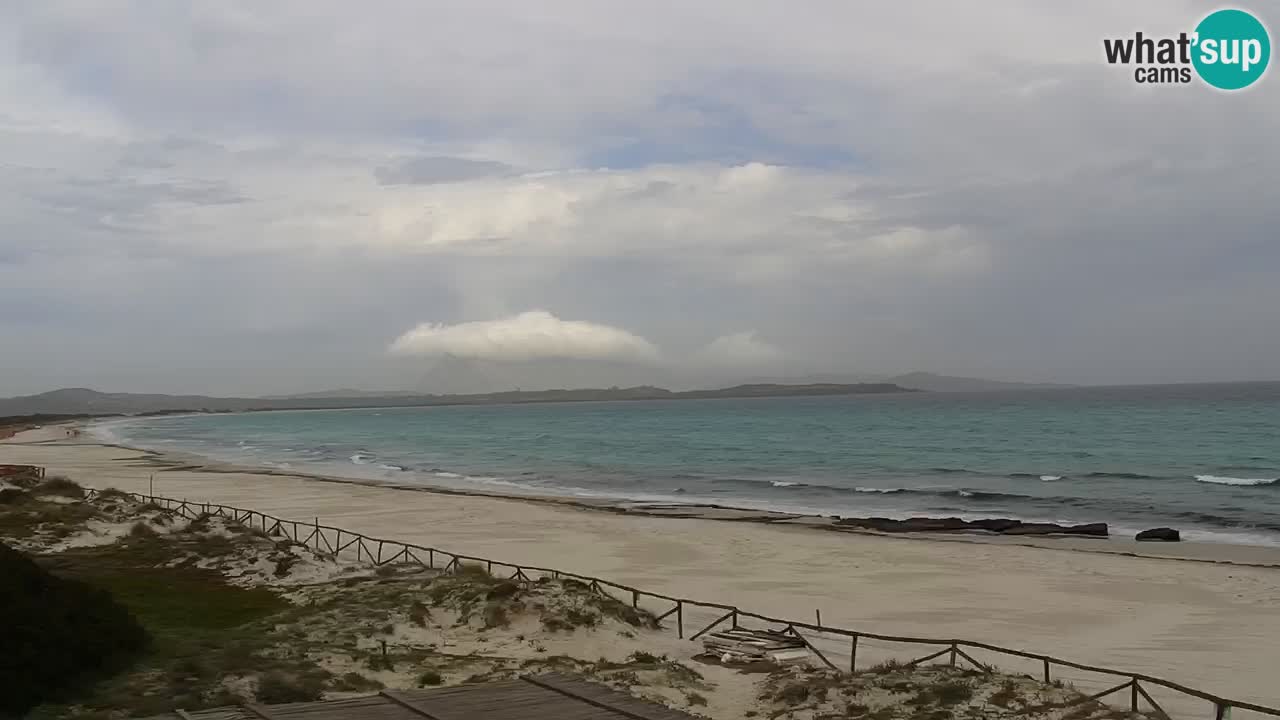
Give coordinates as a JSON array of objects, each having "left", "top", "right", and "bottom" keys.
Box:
[{"left": 93, "top": 383, "right": 1280, "bottom": 546}]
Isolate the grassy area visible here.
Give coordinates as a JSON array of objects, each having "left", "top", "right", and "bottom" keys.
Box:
[
  {"left": 26, "top": 535, "right": 320, "bottom": 718},
  {"left": 422, "top": 563, "right": 660, "bottom": 632}
]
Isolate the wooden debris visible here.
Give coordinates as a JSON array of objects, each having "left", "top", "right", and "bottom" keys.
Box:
[{"left": 701, "top": 628, "right": 809, "bottom": 665}]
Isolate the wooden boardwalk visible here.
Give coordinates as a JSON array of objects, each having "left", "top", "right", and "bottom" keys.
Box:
[{"left": 142, "top": 674, "right": 699, "bottom": 720}]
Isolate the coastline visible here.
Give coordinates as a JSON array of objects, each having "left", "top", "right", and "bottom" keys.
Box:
[
  {"left": 5, "top": 425, "right": 1280, "bottom": 709},
  {"left": 13, "top": 423, "right": 1280, "bottom": 567},
  {"left": 82, "top": 402, "right": 1280, "bottom": 552}
]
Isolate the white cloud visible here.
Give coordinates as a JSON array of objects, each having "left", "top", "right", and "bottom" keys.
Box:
[
  {"left": 694, "top": 331, "right": 785, "bottom": 370},
  {"left": 2, "top": 1, "right": 1280, "bottom": 395},
  {"left": 388, "top": 310, "right": 661, "bottom": 363}
]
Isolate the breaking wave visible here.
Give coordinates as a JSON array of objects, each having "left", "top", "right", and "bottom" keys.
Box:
[{"left": 1196, "top": 475, "right": 1278, "bottom": 487}]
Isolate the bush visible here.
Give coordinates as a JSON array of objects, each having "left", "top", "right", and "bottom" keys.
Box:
[
  {"left": 35, "top": 476, "right": 85, "bottom": 498},
  {"left": 129, "top": 521, "right": 158, "bottom": 538},
  {"left": 95, "top": 488, "right": 134, "bottom": 502},
  {"left": 330, "top": 672, "right": 383, "bottom": 692},
  {"left": 910, "top": 680, "right": 974, "bottom": 707},
  {"left": 776, "top": 683, "right": 810, "bottom": 705},
  {"left": 417, "top": 670, "right": 443, "bottom": 686},
  {"left": 408, "top": 601, "right": 430, "bottom": 627},
  {"left": 0, "top": 488, "right": 28, "bottom": 504},
  {"left": 0, "top": 542, "right": 149, "bottom": 716},
  {"left": 256, "top": 671, "right": 325, "bottom": 703}
]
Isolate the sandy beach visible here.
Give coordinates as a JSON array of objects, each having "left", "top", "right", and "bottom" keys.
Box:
[{"left": 4, "top": 425, "right": 1279, "bottom": 713}]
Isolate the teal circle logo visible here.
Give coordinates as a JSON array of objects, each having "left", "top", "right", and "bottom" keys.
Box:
[{"left": 1192, "top": 9, "right": 1271, "bottom": 90}]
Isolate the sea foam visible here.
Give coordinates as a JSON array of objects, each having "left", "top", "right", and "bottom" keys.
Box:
[{"left": 1195, "top": 475, "right": 1278, "bottom": 486}]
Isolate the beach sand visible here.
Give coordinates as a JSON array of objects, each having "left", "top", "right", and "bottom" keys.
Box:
[{"left": 4, "top": 424, "right": 1279, "bottom": 713}]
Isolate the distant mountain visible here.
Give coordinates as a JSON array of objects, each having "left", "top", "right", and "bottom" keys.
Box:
[
  {"left": 743, "top": 372, "right": 1072, "bottom": 393},
  {"left": 0, "top": 382, "right": 914, "bottom": 418}
]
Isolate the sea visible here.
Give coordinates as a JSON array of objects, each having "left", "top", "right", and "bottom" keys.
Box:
[{"left": 89, "top": 382, "right": 1280, "bottom": 547}]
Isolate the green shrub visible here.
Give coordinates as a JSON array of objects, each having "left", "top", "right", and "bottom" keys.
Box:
[
  {"left": 330, "top": 672, "right": 383, "bottom": 692},
  {"left": 0, "top": 542, "right": 149, "bottom": 716},
  {"left": 95, "top": 488, "right": 135, "bottom": 502},
  {"left": 129, "top": 521, "right": 158, "bottom": 538},
  {"left": 776, "top": 683, "right": 810, "bottom": 705},
  {"left": 408, "top": 601, "right": 430, "bottom": 627},
  {"left": 35, "top": 476, "right": 85, "bottom": 498},
  {"left": 0, "top": 488, "right": 28, "bottom": 504},
  {"left": 256, "top": 671, "right": 325, "bottom": 703}
]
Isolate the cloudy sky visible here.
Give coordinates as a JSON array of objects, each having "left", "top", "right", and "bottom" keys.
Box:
[{"left": 2, "top": 1, "right": 1277, "bottom": 397}]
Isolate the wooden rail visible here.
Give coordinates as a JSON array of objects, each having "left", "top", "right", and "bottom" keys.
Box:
[{"left": 80, "top": 487, "right": 1279, "bottom": 720}]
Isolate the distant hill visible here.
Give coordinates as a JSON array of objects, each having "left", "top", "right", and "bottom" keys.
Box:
[
  {"left": 263, "top": 389, "right": 417, "bottom": 400},
  {"left": 884, "top": 372, "right": 1073, "bottom": 393},
  {"left": 0, "top": 383, "right": 914, "bottom": 417},
  {"left": 744, "top": 372, "right": 1072, "bottom": 393},
  {"left": 0, "top": 388, "right": 248, "bottom": 416}
]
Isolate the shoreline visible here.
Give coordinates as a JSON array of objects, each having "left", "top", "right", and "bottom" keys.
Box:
[
  {"left": 84, "top": 412, "right": 1280, "bottom": 552},
  {"left": 4, "top": 425, "right": 1280, "bottom": 708},
  {"left": 11, "top": 425, "right": 1280, "bottom": 568}
]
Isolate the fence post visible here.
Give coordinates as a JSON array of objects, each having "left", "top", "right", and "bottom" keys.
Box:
[
  {"left": 1130, "top": 680, "right": 1138, "bottom": 713},
  {"left": 949, "top": 643, "right": 958, "bottom": 667},
  {"left": 632, "top": 590, "right": 639, "bottom": 608},
  {"left": 850, "top": 634, "right": 858, "bottom": 672},
  {"left": 1216, "top": 703, "right": 1230, "bottom": 720},
  {"left": 677, "top": 601, "right": 684, "bottom": 639},
  {"left": 428, "top": 549, "right": 434, "bottom": 568},
  {"left": 1043, "top": 657, "right": 1051, "bottom": 683},
  {"left": 731, "top": 609, "right": 739, "bottom": 629}
]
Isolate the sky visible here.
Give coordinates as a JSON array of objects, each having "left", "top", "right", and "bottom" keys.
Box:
[{"left": 2, "top": 1, "right": 1278, "bottom": 397}]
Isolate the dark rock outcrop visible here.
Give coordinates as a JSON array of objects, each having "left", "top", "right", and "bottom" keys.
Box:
[
  {"left": 1135, "top": 527, "right": 1181, "bottom": 542},
  {"left": 833, "top": 516, "right": 1108, "bottom": 538}
]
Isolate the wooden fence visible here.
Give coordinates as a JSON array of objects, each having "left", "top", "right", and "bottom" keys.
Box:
[{"left": 82, "top": 487, "right": 1278, "bottom": 720}]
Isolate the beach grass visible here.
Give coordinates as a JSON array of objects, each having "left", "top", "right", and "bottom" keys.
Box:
[{"left": 26, "top": 538, "right": 306, "bottom": 718}]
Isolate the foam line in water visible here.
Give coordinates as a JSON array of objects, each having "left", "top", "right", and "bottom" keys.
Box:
[{"left": 1195, "top": 475, "right": 1278, "bottom": 486}]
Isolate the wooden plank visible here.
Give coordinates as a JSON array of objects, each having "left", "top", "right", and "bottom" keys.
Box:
[
  {"left": 523, "top": 673, "right": 698, "bottom": 720},
  {"left": 239, "top": 704, "right": 278, "bottom": 720},
  {"left": 380, "top": 689, "right": 445, "bottom": 719},
  {"left": 690, "top": 610, "right": 735, "bottom": 641},
  {"left": 905, "top": 647, "right": 951, "bottom": 667},
  {"left": 1135, "top": 681, "right": 1172, "bottom": 720}
]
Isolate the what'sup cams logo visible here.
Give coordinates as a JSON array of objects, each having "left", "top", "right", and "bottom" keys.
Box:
[{"left": 1104, "top": 8, "right": 1271, "bottom": 90}]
